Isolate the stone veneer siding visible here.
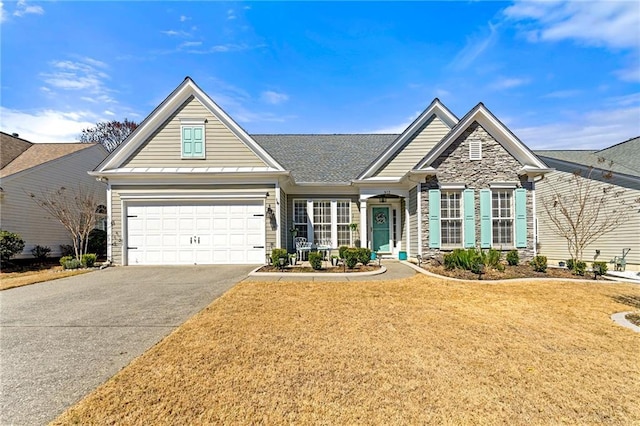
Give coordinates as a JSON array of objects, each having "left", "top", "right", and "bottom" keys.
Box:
[{"left": 420, "top": 121, "right": 535, "bottom": 260}]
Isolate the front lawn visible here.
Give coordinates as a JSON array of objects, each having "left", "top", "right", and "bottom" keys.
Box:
[
  {"left": 53, "top": 276, "right": 640, "bottom": 425},
  {"left": 0, "top": 266, "right": 92, "bottom": 290}
]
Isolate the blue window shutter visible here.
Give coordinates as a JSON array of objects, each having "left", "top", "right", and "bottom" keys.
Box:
[
  {"left": 192, "top": 127, "right": 204, "bottom": 157},
  {"left": 515, "top": 188, "right": 527, "bottom": 248},
  {"left": 480, "top": 189, "right": 491, "bottom": 248},
  {"left": 182, "top": 127, "right": 193, "bottom": 156},
  {"left": 428, "top": 189, "right": 440, "bottom": 248},
  {"left": 463, "top": 189, "right": 475, "bottom": 248}
]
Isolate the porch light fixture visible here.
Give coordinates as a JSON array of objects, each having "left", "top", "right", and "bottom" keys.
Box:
[
  {"left": 380, "top": 195, "right": 386, "bottom": 203},
  {"left": 266, "top": 204, "right": 274, "bottom": 218}
]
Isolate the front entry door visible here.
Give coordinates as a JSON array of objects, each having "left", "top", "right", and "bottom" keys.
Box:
[{"left": 372, "top": 206, "right": 390, "bottom": 252}]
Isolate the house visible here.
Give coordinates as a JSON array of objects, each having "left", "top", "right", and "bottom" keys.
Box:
[
  {"left": 91, "top": 77, "right": 552, "bottom": 266},
  {"left": 535, "top": 137, "right": 640, "bottom": 271},
  {"left": 0, "top": 132, "right": 108, "bottom": 259}
]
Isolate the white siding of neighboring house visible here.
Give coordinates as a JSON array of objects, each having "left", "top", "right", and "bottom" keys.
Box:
[
  {"left": 0, "top": 145, "right": 108, "bottom": 258},
  {"left": 109, "top": 184, "right": 276, "bottom": 266},
  {"left": 123, "top": 96, "right": 268, "bottom": 169},
  {"left": 375, "top": 116, "right": 450, "bottom": 178},
  {"left": 536, "top": 170, "right": 640, "bottom": 271}
]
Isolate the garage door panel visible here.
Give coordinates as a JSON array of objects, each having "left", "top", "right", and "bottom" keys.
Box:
[{"left": 126, "top": 201, "right": 264, "bottom": 265}]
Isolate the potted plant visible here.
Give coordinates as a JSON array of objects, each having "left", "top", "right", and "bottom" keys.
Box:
[
  {"left": 289, "top": 253, "right": 297, "bottom": 266},
  {"left": 331, "top": 255, "right": 339, "bottom": 266}
]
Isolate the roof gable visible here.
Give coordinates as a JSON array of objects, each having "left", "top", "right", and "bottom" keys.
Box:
[
  {"left": 0, "top": 142, "right": 99, "bottom": 179},
  {"left": 97, "top": 77, "right": 284, "bottom": 172},
  {"left": 415, "top": 103, "right": 548, "bottom": 172},
  {"left": 1, "top": 132, "right": 33, "bottom": 169},
  {"left": 357, "top": 99, "right": 458, "bottom": 179}
]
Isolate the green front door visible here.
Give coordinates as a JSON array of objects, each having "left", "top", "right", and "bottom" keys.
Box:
[{"left": 372, "top": 207, "right": 390, "bottom": 252}]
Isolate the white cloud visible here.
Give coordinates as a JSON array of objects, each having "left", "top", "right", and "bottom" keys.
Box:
[
  {"left": 0, "top": 107, "right": 97, "bottom": 142},
  {"left": 161, "top": 29, "right": 190, "bottom": 37},
  {"left": 40, "top": 58, "right": 115, "bottom": 103},
  {"left": 503, "top": 1, "right": 640, "bottom": 51},
  {"left": 514, "top": 106, "right": 640, "bottom": 150},
  {"left": 448, "top": 22, "right": 499, "bottom": 71},
  {"left": 490, "top": 77, "right": 531, "bottom": 90},
  {"left": 179, "top": 41, "right": 202, "bottom": 48},
  {"left": 541, "top": 89, "right": 582, "bottom": 99},
  {"left": 227, "top": 9, "right": 236, "bottom": 20},
  {"left": 261, "top": 91, "right": 289, "bottom": 105},
  {"left": 103, "top": 110, "right": 115, "bottom": 116},
  {"left": 13, "top": 0, "right": 43, "bottom": 17},
  {"left": 0, "top": 2, "right": 7, "bottom": 22},
  {"left": 179, "top": 15, "right": 190, "bottom": 22}
]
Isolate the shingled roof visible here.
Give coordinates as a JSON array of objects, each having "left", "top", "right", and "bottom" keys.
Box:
[
  {"left": 0, "top": 132, "right": 98, "bottom": 178},
  {"left": 252, "top": 134, "right": 398, "bottom": 183},
  {"left": 535, "top": 136, "right": 640, "bottom": 179}
]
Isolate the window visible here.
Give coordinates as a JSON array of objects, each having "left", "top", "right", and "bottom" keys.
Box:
[
  {"left": 440, "top": 191, "right": 462, "bottom": 246},
  {"left": 293, "top": 200, "right": 308, "bottom": 239},
  {"left": 492, "top": 190, "right": 513, "bottom": 245},
  {"left": 469, "top": 140, "right": 482, "bottom": 160},
  {"left": 181, "top": 125, "right": 205, "bottom": 158},
  {"left": 336, "top": 201, "right": 351, "bottom": 246},
  {"left": 95, "top": 205, "right": 107, "bottom": 231},
  {"left": 313, "top": 201, "right": 331, "bottom": 242},
  {"left": 293, "top": 199, "right": 351, "bottom": 246}
]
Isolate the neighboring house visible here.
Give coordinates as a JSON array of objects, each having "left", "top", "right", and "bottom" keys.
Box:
[
  {"left": 0, "top": 132, "right": 108, "bottom": 259},
  {"left": 535, "top": 137, "right": 640, "bottom": 271},
  {"left": 92, "top": 77, "right": 551, "bottom": 266}
]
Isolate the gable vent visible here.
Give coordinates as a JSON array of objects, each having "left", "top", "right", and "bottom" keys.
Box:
[{"left": 469, "top": 140, "right": 482, "bottom": 160}]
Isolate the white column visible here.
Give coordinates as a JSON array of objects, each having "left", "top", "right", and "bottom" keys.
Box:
[
  {"left": 106, "top": 182, "right": 112, "bottom": 262},
  {"left": 360, "top": 199, "right": 367, "bottom": 249},
  {"left": 405, "top": 200, "right": 411, "bottom": 257},
  {"left": 530, "top": 177, "right": 537, "bottom": 257},
  {"left": 417, "top": 183, "right": 422, "bottom": 256},
  {"left": 275, "top": 182, "right": 281, "bottom": 249}
]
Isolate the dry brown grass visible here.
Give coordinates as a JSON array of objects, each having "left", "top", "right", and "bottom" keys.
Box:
[
  {"left": 0, "top": 267, "right": 91, "bottom": 290},
  {"left": 53, "top": 276, "right": 640, "bottom": 425}
]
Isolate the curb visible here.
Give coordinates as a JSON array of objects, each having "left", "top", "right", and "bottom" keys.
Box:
[
  {"left": 248, "top": 265, "right": 387, "bottom": 278},
  {"left": 611, "top": 311, "right": 640, "bottom": 333},
  {"left": 401, "top": 261, "right": 631, "bottom": 284}
]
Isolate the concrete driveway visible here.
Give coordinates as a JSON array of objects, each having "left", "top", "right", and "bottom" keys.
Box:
[{"left": 0, "top": 265, "right": 255, "bottom": 425}]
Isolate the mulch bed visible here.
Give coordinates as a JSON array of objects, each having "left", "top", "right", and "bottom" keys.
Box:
[
  {"left": 424, "top": 264, "right": 605, "bottom": 281},
  {"left": 256, "top": 264, "right": 381, "bottom": 273}
]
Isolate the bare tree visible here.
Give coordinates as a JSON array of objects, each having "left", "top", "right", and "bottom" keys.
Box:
[
  {"left": 79, "top": 119, "right": 138, "bottom": 152},
  {"left": 541, "top": 158, "right": 629, "bottom": 264},
  {"left": 29, "top": 186, "right": 102, "bottom": 259}
]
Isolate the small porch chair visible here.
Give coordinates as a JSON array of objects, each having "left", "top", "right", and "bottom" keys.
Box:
[{"left": 294, "top": 237, "right": 312, "bottom": 261}]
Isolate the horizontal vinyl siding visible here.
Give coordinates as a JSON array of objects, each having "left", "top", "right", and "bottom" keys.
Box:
[
  {"left": 536, "top": 170, "right": 640, "bottom": 271},
  {"left": 376, "top": 116, "right": 450, "bottom": 177},
  {"left": 124, "top": 96, "right": 267, "bottom": 169},
  {"left": 0, "top": 146, "right": 107, "bottom": 258},
  {"left": 408, "top": 187, "right": 418, "bottom": 256},
  {"left": 110, "top": 184, "right": 275, "bottom": 266}
]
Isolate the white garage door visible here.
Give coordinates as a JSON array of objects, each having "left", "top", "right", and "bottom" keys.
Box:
[{"left": 126, "top": 201, "right": 265, "bottom": 265}]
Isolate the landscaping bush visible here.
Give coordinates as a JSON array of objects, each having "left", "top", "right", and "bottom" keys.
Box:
[
  {"left": 270, "top": 248, "right": 288, "bottom": 265},
  {"left": 87, "top": 229, "right": 107, "bottom": 258},
  {"left": 338, "top": 246, "right": 349, "bottom": 259},
  {"left": 574, "top": 260, "right": 587, "bottom": 276},
  {"left": 308, "top": 252, "right": 323, "bottom": 270},
  {"left": 60, "top": 244, "right": 74, "bottom": 257},
  {"left": 444, "top": 248, "right": 482, "bottom": 271},
  {"left": 343, "top": 248, "right": 359, "bottom": 269},
  {"left": 62, "top": 258, "right": 82, "bottom": 270},
  {"left": 59, "top": 255, "right": 73, "bottom": 267},
  {"left": 484, "top": 248, "right": 502, "bottom": 270},
  {"left": 357, "top": 248, "right": 371, "bottom": 266},
  {"left": 566, "top": 258, "right": 576, "bottom": 271},
  {"left": 506, "top": 250, "right": 519, "bottom": 266},
  {"left": 81, "top": 253, "right": 97, "bottom": 268},
  {"left": 592, "top": 261, "right": 608, "bottom": 277},
  {"left": 530, "top": 255, "right": 547, "bottom": 273},
  {"left": 0, "top": 230, "right": 25, "bottom": 262},
  {"left": 31, "top": 245, "right": 52, "bottom": 262}
]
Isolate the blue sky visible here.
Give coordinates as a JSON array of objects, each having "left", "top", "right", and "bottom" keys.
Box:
[{"left": 1, "top": 1, "right": 638, "bottom": 149}]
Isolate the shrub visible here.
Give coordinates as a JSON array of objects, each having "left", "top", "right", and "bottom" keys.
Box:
[
  {"left": 566, "top": 258, "right": 576, "bottom": 271},
  {"left": 87, "top": 229, "right": 107, "bottom": 258},
  {"left": 484, "top": 248, "right": 502, "bottom": 269},
  {"left": 530, "top": 255, "right": 547, "bottom": 273},
  {"left": 0, "top": 230, "right": 25, "bottom": 262},
  {"left": 357, "top": 248, "right": 371, "bottom": 266},
  {"left": 344, "top": 248, "right": 359, "bottom": 269},
  {"left": 59, "top": 244, "right": 74, "bottom": 257},
  {"left": 309, "top": 252, "right": 323, "bottom": 270},
  {"left": 338, "top": 246, "right": 349, "bottom": 259},
  {"left": 270, "top": 248, "right": 288, "bottom": 265},
  {"left": 31, "top": 245, "right": 52, "bottom": 262},
  {"left": 574, "top": 260, "right": 587, "bottom": 276},
  {"left": 470, "top": 261, "right": 484, "bottom": 275},
  {"left": 81, "top": 253, "right": 97, "bottom": 268},
  {"left": 61, "top": 256, "right": 81, "bottom": 269},
  {"left": 592, "top": 261, "right": 608, "bottom": 276},
  {"left": 506, "top": 250, "right": 519, "bottom": 266}
]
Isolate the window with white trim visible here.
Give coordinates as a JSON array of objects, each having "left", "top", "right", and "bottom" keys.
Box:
[
  {"left": 492, "top": 190, "right": 513, "bottom": 245},
  {"left": 440, "top": 191, "right": 462, "bottom": 246},
  {"left": 336, "top": 201, "right": 351, "bottom": 246},
  {"left": 293, "top": 200, "right": 309, "bottom": 239},
  {"left": 293, "top": 199, "right": 351, "bottom": 246}
]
